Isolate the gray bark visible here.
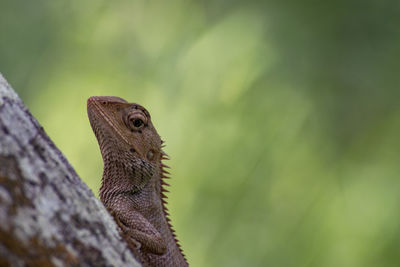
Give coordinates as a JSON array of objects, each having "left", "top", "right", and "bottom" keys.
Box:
[{"left": 0, "top": 73, "right": 141, "bottom": 267}]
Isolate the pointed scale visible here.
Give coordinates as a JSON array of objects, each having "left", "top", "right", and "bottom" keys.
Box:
[{"left": 159, "top": 144, "right": 188, "bottom": 263}]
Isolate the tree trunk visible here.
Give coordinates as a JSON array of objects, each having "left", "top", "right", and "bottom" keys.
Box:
[{"left": 0, "top": 74, "right": 140, "bottom": 267}]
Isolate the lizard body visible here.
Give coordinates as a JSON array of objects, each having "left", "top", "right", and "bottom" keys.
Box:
[{"left": 87, "top": 96, "right": 188, "bottom": 267}]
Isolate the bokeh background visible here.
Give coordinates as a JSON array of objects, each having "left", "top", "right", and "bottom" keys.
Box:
[{"left": 1, "top": 1, "right": 400, "bottom": 266}]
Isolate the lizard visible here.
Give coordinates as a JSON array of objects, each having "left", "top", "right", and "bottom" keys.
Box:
[{"left": 87, "top": 96, "right": 188, "bottom": 267}]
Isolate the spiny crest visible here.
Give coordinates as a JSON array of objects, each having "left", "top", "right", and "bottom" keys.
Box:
[{"left": 159, "top": 140, "right": 188, "bottom": 262}]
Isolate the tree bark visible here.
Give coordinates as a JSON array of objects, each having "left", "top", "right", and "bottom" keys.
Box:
[{"left": 0, "top": 74, "right": 141, "bottom": 267}]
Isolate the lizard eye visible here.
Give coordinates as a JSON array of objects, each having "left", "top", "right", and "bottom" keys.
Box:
[
  {"left": 126, "top": 112, "right": 147, "bottom": 130},
  {"left": 133, "top": 119, "right": 143, "bottom": 128}
]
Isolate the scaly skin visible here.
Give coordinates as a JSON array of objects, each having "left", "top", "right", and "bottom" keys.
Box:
[{"left": 87, "top": 96, "right": 188, "bottom": 267}]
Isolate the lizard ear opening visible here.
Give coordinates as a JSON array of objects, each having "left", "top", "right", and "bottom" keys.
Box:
[{"left": 147, "top": 150, "right": 155, "bottom": 161}]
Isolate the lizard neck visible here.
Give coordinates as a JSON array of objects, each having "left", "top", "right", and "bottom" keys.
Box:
[{"left": 99, "top": 152, "right": 159, "bottom": 205}]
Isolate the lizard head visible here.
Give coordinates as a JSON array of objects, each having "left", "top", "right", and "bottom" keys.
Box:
[{"left": 87, "top": 96, "right": 162, "bottom": 163}]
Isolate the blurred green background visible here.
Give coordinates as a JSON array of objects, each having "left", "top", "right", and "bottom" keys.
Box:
[{"left": 1, "top": 0, "right": 400, "bottom": 266}]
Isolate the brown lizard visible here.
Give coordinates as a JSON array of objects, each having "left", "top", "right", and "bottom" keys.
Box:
[{"left": 87, "top": 96, "right": 188, "bottom": 267}]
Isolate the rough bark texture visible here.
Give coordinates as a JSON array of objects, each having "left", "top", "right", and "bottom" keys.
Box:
[{"left": 0, "top": 74, "right": 141, "bottom": 267}]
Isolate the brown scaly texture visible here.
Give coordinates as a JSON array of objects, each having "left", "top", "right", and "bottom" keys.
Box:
[{"left": 87, "top": 96, "right": 188, "bottom": 267}]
